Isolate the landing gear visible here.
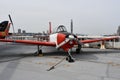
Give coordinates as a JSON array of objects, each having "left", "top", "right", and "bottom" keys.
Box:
[
  {"left": 34, "top": 45, "right": 43, "bottom": 56},
  {"left": 66, "top": 50, "right": 74, "bottom": 62},
  {"left": 76, "top": 43, "right": 81, "bottom": 54},
  {"left": 76, "top": 48, "right": 81, "bottom": 54},
  {"left": 66, "top": 56, "right": 74, "bottom": 62}
]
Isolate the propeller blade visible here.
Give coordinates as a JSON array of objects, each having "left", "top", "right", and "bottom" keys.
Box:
[
  {"left": 8, "top": 14, "right": 13, "bottom": 25},
  {"left": 71, "top": 19, "right": 73, "bottom": 34},
  {"left": 56, "top": 38, "right": 70, "bottom": 49},
  {"left": 8, "top": 14, "right": 15, "bottom": 33},
  {"left": 76, "top": 39, "right": 82, "bottom": 53}
]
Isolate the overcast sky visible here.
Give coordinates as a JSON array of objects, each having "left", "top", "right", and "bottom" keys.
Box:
[{"left": 0, "top": 0, "right": 120, "bottom": 35}]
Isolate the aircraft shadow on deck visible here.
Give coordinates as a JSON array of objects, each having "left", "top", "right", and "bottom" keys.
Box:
[{"left": 0, "top": 48, "right": 120, "bottom": 63}]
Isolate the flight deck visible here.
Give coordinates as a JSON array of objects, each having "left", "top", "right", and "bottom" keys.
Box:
[{"left": 0, "top": 42, "right": 120, "bottom": 80}]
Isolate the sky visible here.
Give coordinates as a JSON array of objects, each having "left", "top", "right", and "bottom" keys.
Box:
[{"left": 0, "top": 0, "right": 120, "bottom": 35}]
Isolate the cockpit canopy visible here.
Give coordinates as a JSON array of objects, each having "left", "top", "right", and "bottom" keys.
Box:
[{"left": 56, "top": 25, "right": 67, "bottom": 32}]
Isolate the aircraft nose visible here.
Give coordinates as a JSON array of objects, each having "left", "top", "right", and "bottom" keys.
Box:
[
  {"left": 66, "top": 34, "right": 77, "bottom": 40},
  {"left": 68, "top": 35, "right": 74, "bottom": 40}
]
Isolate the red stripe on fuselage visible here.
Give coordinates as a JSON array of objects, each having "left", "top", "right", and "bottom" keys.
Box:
[{"left": 57, "top": 33, "right": 66, "bottom": 45}]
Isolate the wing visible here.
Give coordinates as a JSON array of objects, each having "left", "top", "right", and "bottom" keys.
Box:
[
  {"left": 0, "top": 39, "right": 56, "bottom": 47},
  {"left": 80, "top": 36, "right": 118, "bottom": 44}
]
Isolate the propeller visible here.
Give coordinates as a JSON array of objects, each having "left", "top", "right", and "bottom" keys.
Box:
[
  {"left": 71, "top": 19, "right": 73, "bottom": 34},
  {"left": 56, "top": 38, "right": 70, "bottom": 49},
  {"left": 8, "top": 14, "right": 15, "bottom": 34},
  {"left": 56, "top": 34, "right": 76, "bottom": 49},
  {"left": 76, "top": 38, "right": 82, "bottom": 53},
  {"left": 70, "top": 19, "right": 82, "bottom": 53}
]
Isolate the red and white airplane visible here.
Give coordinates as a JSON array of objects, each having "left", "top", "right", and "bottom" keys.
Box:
[{"left": 0, "top": 17, "right": 118, "bottom": 62}]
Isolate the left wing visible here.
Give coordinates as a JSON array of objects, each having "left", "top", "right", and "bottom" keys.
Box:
[
  {"left": 0, "top": 39, "right": 56, "bottom": 47},
  {"left": 80, "top": 36, "right": 118, "bottom": 44}
]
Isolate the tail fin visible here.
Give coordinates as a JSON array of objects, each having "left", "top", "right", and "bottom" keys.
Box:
[{"left": 0, "top": 21, "right": 11, "bottom": 39}]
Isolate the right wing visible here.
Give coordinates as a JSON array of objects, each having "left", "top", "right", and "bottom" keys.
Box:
[
  {"left": 80, "top": 36, "right": 118, "bottom": 44},
  {"left": 0, "top": 39, "right": 56, "bottom": 47}
]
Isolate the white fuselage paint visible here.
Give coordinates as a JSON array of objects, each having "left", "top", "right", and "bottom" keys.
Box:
[{"left": 49, "top": 33, "right": 58, "bottom": 45}]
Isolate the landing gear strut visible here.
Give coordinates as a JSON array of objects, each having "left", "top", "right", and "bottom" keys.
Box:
[
  {"left": 34, "top": 45, "right": 43, "bottom": 56},
  {"left": 66, "top": 49, "right": 74, "bottom": 62},
  {"left": 76, "top": 42, "right": 82, "bottom": 54}
]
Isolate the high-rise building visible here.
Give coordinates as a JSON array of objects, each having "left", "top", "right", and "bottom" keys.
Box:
[
  {"left": 22, "top": 30, "right": 26, "bottom": 34},
  {"left": 18, "top": 29, "right": 21, "bottom": 34}
]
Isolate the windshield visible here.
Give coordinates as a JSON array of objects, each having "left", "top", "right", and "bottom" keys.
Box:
[{"left": 56, "top": 25, "right": 67, "bottom": 32}]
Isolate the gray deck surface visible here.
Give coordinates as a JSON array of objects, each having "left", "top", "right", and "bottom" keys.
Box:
[{"left": 0, "top": 42, "right": 120, "bottom": 80}]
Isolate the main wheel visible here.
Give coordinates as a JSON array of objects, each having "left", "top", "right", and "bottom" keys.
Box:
[
  {"left": 38, "top": 49, "right": 42, "bottom": 54},
  {"left": 76, "top": 48, "right": 80, "bottom": 54},
  {"left": 66, "top": 56, "right": 74, "bottom": 62}
]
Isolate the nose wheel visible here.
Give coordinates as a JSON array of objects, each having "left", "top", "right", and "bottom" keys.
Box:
[
  {"left": 66, "top": 50, "right": 74, "bottom": 62},
  {"left": 66, "top": 56, "right": 74, "bottom": 62}
]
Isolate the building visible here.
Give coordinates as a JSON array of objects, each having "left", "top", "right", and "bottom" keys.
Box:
[
  {"left": 22, "top": 30, "right": 26, "bottom": 34},
  {"left": 18, "top": 29, "right": 21, "bottom": 34}
]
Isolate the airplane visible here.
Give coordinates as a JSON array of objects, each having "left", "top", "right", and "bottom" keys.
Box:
[
  {"left": 0, "top": 17, "right": 118, "bottom": 62},
  {"left": 0, "top": 15, "right": 15, "bottom": 39},
  {"left": 0, "top": 21, "right": 11, "bottom": 39}
]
